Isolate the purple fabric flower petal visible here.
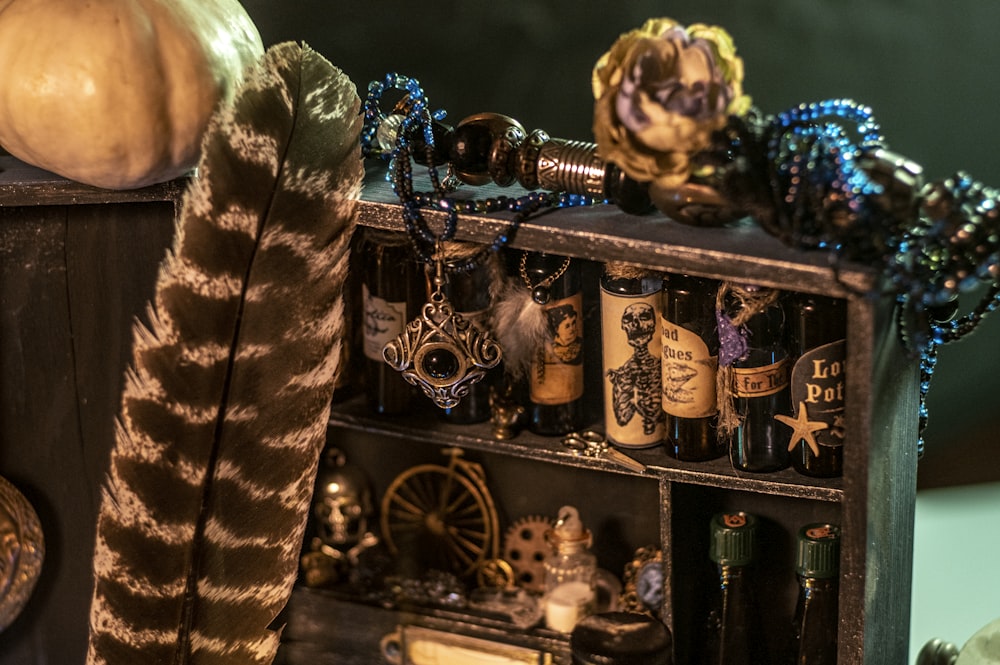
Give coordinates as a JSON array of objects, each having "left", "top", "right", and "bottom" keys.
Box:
[{"left": 716, "top": 309, "right": 748, "bottom": 366}]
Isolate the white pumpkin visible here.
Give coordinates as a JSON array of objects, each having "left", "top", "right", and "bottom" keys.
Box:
[{"left": 0, "top": 0, "right": 264, "bottom": 189}]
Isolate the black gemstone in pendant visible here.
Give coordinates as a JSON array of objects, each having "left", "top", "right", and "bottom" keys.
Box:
[
  {"left": 422, "top": 347, "right": 460, "bottom": 380},
  {"left": 532, "top": 285, "right": 550, "bottom": 304}
]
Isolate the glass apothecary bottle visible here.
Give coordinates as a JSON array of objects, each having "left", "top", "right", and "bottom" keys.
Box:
[
  {"left": 358, "top": 227, "right": 425, "bottom": 415},
  {"left": 703, "top": 511, "right": 767, "bottom": 665},
  {"left": 786, "top": 293, "right": 847, "bottom": 477},
  {"left": 543, "top": 505, "right": 597, "bottom": 633},
  {"left": 661, "top": 273, "right": 723, "bottom": 461},
  {"left": 789, "top": 523, "right": 841, "bottom": 665},
  {"left": 600, "top": 262, "right": 664, "bottom": 449},
  {"left": 438, "top": 244, "right": 497, "bottom": 424},
  {"left": 524, "top": 252, "right": 585, "bottom": 436},
  {"left": 720, "top": 284, "right": 792, "bottom": 473}
]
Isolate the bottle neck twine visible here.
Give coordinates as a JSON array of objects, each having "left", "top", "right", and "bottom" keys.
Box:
[
  {"left": 715, "top": 282, "right": 782, "bottom": 439},
  {"left": 603, "top": 260, "right": 657, "bottom": 281}
]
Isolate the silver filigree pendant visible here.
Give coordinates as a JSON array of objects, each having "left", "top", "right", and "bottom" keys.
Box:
[{"left": 383, "top": 288, "right": 502, "bottom": 409}]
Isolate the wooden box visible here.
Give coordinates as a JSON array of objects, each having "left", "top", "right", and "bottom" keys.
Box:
[
  {"left": 0, "top": 156, "right": 183, "bottom": 663},
  {"left": 277, "top": 172, "right": 919, "bottom": 665}
]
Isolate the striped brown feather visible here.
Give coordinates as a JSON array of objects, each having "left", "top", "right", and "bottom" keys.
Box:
[{"left": 87, "top": 41, "right": 363, "bottom": 665}]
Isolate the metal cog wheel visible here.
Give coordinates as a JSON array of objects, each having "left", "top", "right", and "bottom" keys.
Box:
[{"left": 502, "top": 515, "right": 554, "bottom": 593}]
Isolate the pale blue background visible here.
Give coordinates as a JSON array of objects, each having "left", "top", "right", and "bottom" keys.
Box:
[{"left": 911, "top": 482, "right": 1000, "bottom": 661}]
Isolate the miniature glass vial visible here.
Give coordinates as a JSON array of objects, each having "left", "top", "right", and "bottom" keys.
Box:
[
  {"left": 543, "top": 505, "right": 597, "bottom": 633},
  {"left": 790, "top": 523, "right": 841, "bottom": 665}
]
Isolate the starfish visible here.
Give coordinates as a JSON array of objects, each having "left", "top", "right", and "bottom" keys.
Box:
[{"left": 775, "top": 401, "right": 828, "bottom": 456}]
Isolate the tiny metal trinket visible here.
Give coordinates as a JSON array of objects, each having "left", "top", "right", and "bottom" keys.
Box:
[{"left": 383, "top": 262, "right": 502, "bottom": 409}]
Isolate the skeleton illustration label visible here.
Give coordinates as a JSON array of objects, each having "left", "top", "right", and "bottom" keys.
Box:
[
  {"left": 601, "top": 289, "right": 664, "bottom": 447},
  {"left": 661, "top": 319, "right": 718, "bottom": 419}
]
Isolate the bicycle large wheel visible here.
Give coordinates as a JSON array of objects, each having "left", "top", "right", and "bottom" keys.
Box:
[{"left": 380, "top": 453, "right": 498, "bottom": 578}]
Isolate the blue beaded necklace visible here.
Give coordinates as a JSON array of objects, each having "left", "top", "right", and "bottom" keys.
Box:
[
  {"left": 722, "top": 99, "right": 1000, "bottom": 456},
  {"left": 361, "top": 72, "right": 595, "bottom": 273},
  {"left": 362, "top": 73, "right": 1000, "bottom": 457}
]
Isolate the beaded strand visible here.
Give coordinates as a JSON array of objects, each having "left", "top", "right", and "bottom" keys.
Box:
[
  {"left": 364, "top": 78, "right": 1000, "bottom": 459},
  {"left": 750, "top": 98, "right": 1000, "bottom": 457},
  {"left": 362, "top": 72, "right": 596, "bottom": 271}
]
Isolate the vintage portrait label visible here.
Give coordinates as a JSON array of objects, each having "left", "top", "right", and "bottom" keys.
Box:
[{"left": 530, "top": 293, "right": 585, "bottom": 405}]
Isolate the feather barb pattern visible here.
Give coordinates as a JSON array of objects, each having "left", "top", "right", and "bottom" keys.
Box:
[{"left": 86, "top": 42, "right": 363, "bottom": 665}]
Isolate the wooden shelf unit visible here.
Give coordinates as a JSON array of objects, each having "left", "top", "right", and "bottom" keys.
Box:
[
  {"left": 279, "top": 170, "right": 920, "bottom": 665},
  {"left": 0, "top": 154, "right": 918, "bottom": 664}
]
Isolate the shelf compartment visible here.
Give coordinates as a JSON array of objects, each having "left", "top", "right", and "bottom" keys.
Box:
[{"left": 330, "top": 396, "right": 844, "bottom": 502}]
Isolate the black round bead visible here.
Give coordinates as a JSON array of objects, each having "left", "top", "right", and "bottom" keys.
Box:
[
  {"left": 409, "top": 121, "right": 454, "bottom": 167},
  {"left": 532, "top": 285, "right": 550, "bottom": 305},
  {"left": 450, "top": 122, "right": 493, "bottom": 178},
  {"left": 422, "top": 348, "right": 460, "bottom": 380},
  {"left": 604, "top": 163, "right": 654, "bottom": 215}
]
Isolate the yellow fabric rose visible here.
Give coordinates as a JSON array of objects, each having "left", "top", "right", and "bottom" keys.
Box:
[{"left": 592, "top": 18, "right": 751, "bottom": 189}]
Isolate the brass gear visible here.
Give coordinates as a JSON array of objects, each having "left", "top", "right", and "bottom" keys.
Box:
[
  {"left": 502, "top": 515, "right": 554, "bottom": 593},
  {"left": 476, "top": 558, "right": 515, "bottom": 589}
]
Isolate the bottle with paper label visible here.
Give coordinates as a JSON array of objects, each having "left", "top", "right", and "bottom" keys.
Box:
[
  {"left": 525, "top": 252, "right": 585, "bottom": 435},
  {"left": 721, "top": 284, "right": 792, "bottom": 473},
  {"left": 661, "top": 273, "right": 724, "bottom": 461},
  {"left": 359, "top": 227, "right": 425, "bottom": 415},
  {"left": 786, "top": 293, "right": 847, "bottom": 478},
  {"left": 600, "top": 262, "right": 664, "bottom": 449}
]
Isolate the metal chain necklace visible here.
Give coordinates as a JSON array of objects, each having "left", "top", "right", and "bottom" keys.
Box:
[{"left": 519, "top": 251, "right": 572, "bottom": 305}]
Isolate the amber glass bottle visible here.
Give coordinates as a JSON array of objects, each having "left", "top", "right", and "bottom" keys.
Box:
[
  {"left": 358, "top": 227, "right": 425, "bottom": 415},
  {"left": 600, "top": 263, "right": 664, "bottom": 449},
  {"left": 526, "top": 252, "right": 585, "bottom": 436},
  {"left": 661, "top": 273, "right": 723, "bottom": 461},
  {"left": 439, "top": 250, "right": 496, "bottom": 424},
  {"left": 725, "top": 286, "right": 792, "bottom": 473},
  {"left": 703, "top": 511, "right": 767, "bottom": 665},
  {"left": 789, "top": 523, "right": 841, "bottom": 665},
  {"left": 787, "top": 294, "right": 847, "bottom": 477}
]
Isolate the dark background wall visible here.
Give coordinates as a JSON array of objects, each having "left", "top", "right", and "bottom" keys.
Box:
[{"left": 237, "top": 0, "right": 1000, "bottom": 489}]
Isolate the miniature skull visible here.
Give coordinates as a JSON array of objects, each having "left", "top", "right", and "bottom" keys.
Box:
[
  {"left": 621, "top": 303, "right": 656, "bottom": 347},
  {"left": 313, "top": 455, "right": 374, "bottom": 550}
]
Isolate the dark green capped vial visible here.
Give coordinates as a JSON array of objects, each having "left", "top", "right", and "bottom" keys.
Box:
[
  {"left": 703, "top": 512, "right": 767, "bottom": 665},
  {"left": 790, "top": 523, "right": 841, "bottom": 665}
]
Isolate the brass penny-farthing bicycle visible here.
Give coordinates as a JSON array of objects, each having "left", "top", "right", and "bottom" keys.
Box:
[{"left": 380, "top": 447, "right": 501, "bottom": 581}]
